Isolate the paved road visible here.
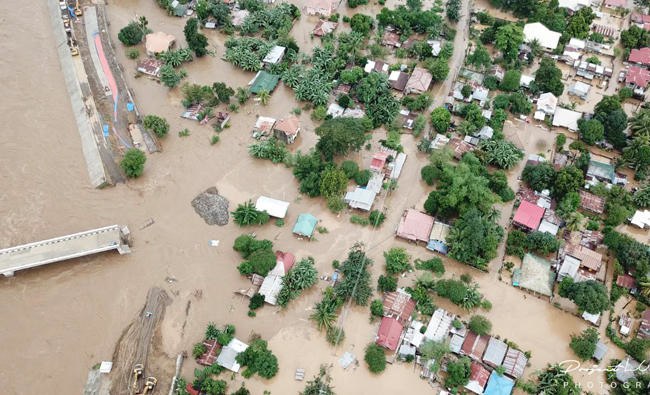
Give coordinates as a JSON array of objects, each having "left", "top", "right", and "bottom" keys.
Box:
[{"left": 431, "top": 0, "right": 471, "bottom": 109}]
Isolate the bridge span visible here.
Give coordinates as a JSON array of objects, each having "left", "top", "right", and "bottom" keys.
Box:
[{"left": 0, "top": 225, "right": 131, "bottom": 277}]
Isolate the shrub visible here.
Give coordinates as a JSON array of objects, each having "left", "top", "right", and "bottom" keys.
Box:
[
  {"left": 341, "top": 160, "right": 360, "bottom": 179},
  {"left": 569, "top": 327, "right": 599, "bottom": 361},
  {"left": 127, "top": 48, "right": 140, "bottom": 59},
  {"left": 368, "top": 210, "right": 386, "bottom": 227},
  {"left": 121, "top": 148, "right": 147, "bottom": 178},
  {"left": 364, "top": 343, "right": 386, "bottom": 373},
  {"left": 354, "top": 169, "right": 371, "bottom": 186},
  {"left": 556, "top": 134, "right": 566, "bottom": 151},
  {"left": 350, "top": 215, "right": 370, "bottom": 226},
  {"left": 384, "top": 248, "right": 411, "bottom": 275},
  {"left": 193, "top": 342, "right": 207, "bottom": 359},
  {"left": 210, "top": 135, "right": 220, "bottom": 145},
  {"left": 178, "top": 128, "right": 190, "bottom": 137},
  {"left": 468, "top": 315, "right": 492, "bottom": 336},
  {"left": 249, "top": 293, "right": 265, "bottom": 310},
  {"left": 377, "top": 275, "right": 397, "bottom": 292},
  {"left": 275, "top": 218, "right": 285, "bottom": 227},
  {"left": 118, "top": 22, "right": 144, "bottom": 46},
  {"left": 421, "top": 165, "right": 438, "bottom": 185},
  {"left": 414, "top": 258, "right": 445, "bottom": 276},
  {"left": 143, "top": 115, "right": 169, "bottom": 138},
  {"left": 370, "top": 299, "right": 384, "bottom": 317}
]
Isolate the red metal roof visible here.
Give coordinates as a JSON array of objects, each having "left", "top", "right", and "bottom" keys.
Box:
[
  {"left": 275, "top": 251, "right": 296, "bottom": 273},
  {"left": 579, "top": 190, "right": 605, "bottom": 214},
  {"left": 383, "top": 290, "right": 416, "bottom": 326},
  {"left": 396, "top": 209, "right": 435, "bottom": 243},
  {"left": 630, "top": 48, "right": 650, "bottom": 66},
  {"left": 512, "top": 200, "right": 545, "bottom": 231},
  {"left": 616, "top": 274, "right": 637, "bottom": 290},
  {"left": 376, "top": 317, "right": 403, "bottom": 351},
  {"left": 631, "top": 13, "right": 650, "bottom": 25},
  {"left": 461, "top": 332, "right": 490, "bottom": 360},
  {"left": 197, "top": 339, "right": 221, "bottom": 366},
  {"left": 370, "top": 151, "right": 389, "bottom": 172},
  {"left": 626, "top": 66, "right": 650, "bottom": 89},
  {"left": 469, "top": 361, "right": 490, "bottom": 388}
]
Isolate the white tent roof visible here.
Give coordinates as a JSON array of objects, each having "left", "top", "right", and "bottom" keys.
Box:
[
  {"left": 524, "top": 23, "right": 561, "bottom": 50},
  {"left": 389, "top": 153, "right": 407, "bottom": 180},
  {"left": 552, "top": 107, "right": 582, "bottom": 131},
  {"left": 255, "top": 196, "right": 290, "bottom": 218},
  {"left": 216, "top": 338, "right": 249, "bottom": 372},
  {"left": 630, "top": 210, "right": 650, "bottom": 229},
  {"left": 344, "top": 187, "right": 376, "bottom": 211}
]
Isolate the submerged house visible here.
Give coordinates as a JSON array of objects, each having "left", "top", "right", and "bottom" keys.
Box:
[
  {"left": 396, "top": 209, "right": 435, "bottom": 244},
  {"left": 383, "top": 289, "right": 416, "bottom": 326},
  {"left": 292, "top": 213, "right": 318, "bottom": 239},
  {"left": 273, "top": 115, "right": 300, "bottom": 144},
  {"left": 145, "top": 31, "right": 175, "bottom": 56},
  {"left": 255, "top": 196, "right": 289, "bottom": 219},
  {"left": 249, "top": 71, "right": 280, "bottom": 94},
  {"left": 427, "top": 221, "right": 451, "bottom": 254},
  {"left": 344, "top": 187, "right": 377, "bottom": 211},
  {"left": 376, "top": 316, "right": 403, "bottom": 351},
  {"left": 216, "top": 338, "right": 249, "bottom": 372},
  {"left": 258, "top": 251, "right": 296, "bottom": 305}
]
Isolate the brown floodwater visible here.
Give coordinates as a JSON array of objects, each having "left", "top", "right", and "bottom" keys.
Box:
[{"left": 0, "top": 1, "right": 625, "bottom": 394}]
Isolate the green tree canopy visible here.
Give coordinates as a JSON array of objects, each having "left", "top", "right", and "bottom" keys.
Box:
[
  {"left": 500, "top": 70, "right": 521, "bottom": 92},
  {"left": 468, "top": 315, "right": 492, "bottom": 336},
  {"left": 430, "top": 107, "right": 451, "bottom": 133},
  {"left": 121, "top": 148, "right": 147, "bottom": 178},
  {"left": 534, "top": 57, "right": 564, "bottom": 96},
  {"left": 445, "top": 357, "right": 471, "bottom": 390},
  {"left": 569, "top": 327, "right": 599, "bottom": 361},
  {"left": 479, "top": 139, "right": 524, "bottom": 169},
  {"left": 364, "top": 343, "right": 386, "bottom": 373},
  {"left": 235, "top": 339, "right": 279, "bottom": 379},
  {"left": 384, "top": 247, "right": 412, "bottom": 275},
  {"left": 447, "top": 208, "right": 503, "bottom": 270},
  {"left": 118, "top": 22, "right": 144, "bottom": 46},
  {"left": 495, "top": 23, "right": 524, "bottom": 64},
  {"left": 522, "top": 163, "right": 555, "bottom": 192},
  {"left": 578, "top": 119, "right": 605, "bottom": 145},
  {"left": 315, "top": 118, "right": 372, "bottom": 160}
]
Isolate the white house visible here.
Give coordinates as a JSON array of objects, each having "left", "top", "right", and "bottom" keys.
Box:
[
  {"left": 523, "top": 23, "right": 562, "bottom": 51},
  {"left": 537, "top": 92, "right": 558, "bottom": 115},
  {"left": 262, "top": 46, "right": 286, "bottom": 66},
  {"left": 552, "top": 108, "right": 582, "bottom": 131},
  {"left": 344, "top": 187, "right": 377, "bottom": 211},
  {"left": 255, "top": 196, "right": 289, "bottom": 219}
]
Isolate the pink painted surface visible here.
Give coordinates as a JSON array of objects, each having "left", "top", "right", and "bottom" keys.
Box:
[{"left": 94, "top": 34, "right": 117, "bottom": 103}]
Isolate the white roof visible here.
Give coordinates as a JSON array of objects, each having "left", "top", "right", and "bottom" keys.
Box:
[
  {"left": 255, "top": 116, "right": 276, "bottom": 130},
  {"left": 568, "top": 37, "right": 586, "bottom": 50},
  {"left": 552, "top": 107, "right": 582, "bottom": 131},
  {"left": 366, "top": 172, "right": 384, "bottom": 194},
  {"left": 449, "top": 334, "right": 465, "bottom": 354},
  {"left": 388, "top": 70, "right": 401, "bottom": 81},
  {"left": 262, "top": 45, "right": 286, "bottom": 64},
  {"left": 559, "top": 255, "right": 581, "bottom": 279},
  {"left": 424, "top": 308, "right": 453, "bottom": 342},
  {"left": 472, "top": 86, "right": 489, "bottom": 102},
  {"left": 327, "top": 103, "right": 345, "bottom": 118},
  {"left": 431, "top": 134, "right": 450, "bottom": 150},
  {"left": 571, "top": 81, "right": 591, "bottom": 95},
  {"left": 217, "top": 338, "right": 249, "bottom": 372},
  {"left": 389, "top": 153, "right": 407, "bottom": 180},
  {"left": 259, "top": 274, "right": 283, "bottom": 305},
  {"left": 343, "top": 108, "right": 366, "bottom": 118},
  {"left": 534, "top": 110, "right": 546, "bottom": 121},
  {"left": 558, "top": 0, "right": 591, "bottom": 11},
  {"left": 520, "top": 75, "right": 534, "bottom": 88},
  {"left": 537, "top": 92, "right": 558, "bottom": 115},
  {"left": 364, "top": 60, "right": 388, "bottom": 73},
  {"left": 631, "top": 210, "right": 650, "bottom": 229},
  {"left": 582, "top": 311, "right": 601, "bottom": 325},
  {"left": 255, "top": 196, "right": 289, "bottom": 218},
  {"left": 406, "top": 321, "right": 425, "bottom": 347},
  {"left": 465, "top": 379, "right": 486, "bottom": 395},
  {"left": 476, "top": 125, "right": 494, "bottom": 140},
  {"left": 428, "top": 40, "right": 442, "bottom": 56},
  {"left": 524, "top": 22, "right": 561, "bottom": 50},
  {"left": 344, "top": 187, "right": 377, "bottom": 211},
  {"left": 538, "top": 220, "right": 559, "bottom": 236}
]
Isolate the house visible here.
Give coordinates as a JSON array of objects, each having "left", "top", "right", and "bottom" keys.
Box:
[
  {"left": 430, "top": 134, "right": 450, "bottom": 150},
  {"left": 520, "top": 75, "right": 534, "bottom": 89},
  {"left": 619, "top": 314, "right": 633, "bottom": 336},
  {"left": 305, "top": 0, "right": 338, "bottom": 17},
  {"left": 553, "top": 153, "right": 568, "bottom": 170},
  {"left": 273, "top": 115, "right": 300, "bottom": 144},
  {"left": 253, "top": 116, "right": 276, "bottom": 137},
  {"left": 388, "top": 152, "right": 407, "bottom": 180},
  {"left": 364, "top": 59, "right": 389, "bottom": 74},
  {"left": 255, "top": 196, "right": 289, "bottom": 219},
  {"left": 423, "top": 308, "right": 454, "bottom": 342},
  {"left": 472, "top": 86, "right": 490, "bottom": 104},
  {"left": 382, "top": 31, "right": 401, "bottom": 48},
  {"left": 476, "top": 125, "right": 494, "bottom": 140},
  {"left": 490, "top": 65, "right": 505, "bottom": 81},
  {"left": 197, "top": 339, "right": 221, "bottom": 366},
  {"left": 144, "top": 32, "right": 175, "bottom": 56},
  {"left": 552, "top": 108, "right": 582, "bottom": 131},
  {"left": 136, "top": 58, "right": 164, "bottom": 78},
  {"left": 558, "top": 255, "right": 581, "bottom": 280},
  {"left": 396, "top": 209, "right": 435, "bottom": 244},
  {"left": 631, "top": 13, "right": 650, "bottom": 31},
  {"left": 292, "top": 213, "right": 318, "bottom": 238},
  {"left": 501, "top": 348, "right": 528, "bottom": 379},
  {"left": 428, "top": 40, "right": 442, "bottom": 57},
  {"left": 568, "top": 81, "right": 591, "bottom": 100},
  {"left": 259, "top": 251, "right": 296, "bottom": 305},
  {"left": 376, "top": 317, "right": 403, "bottom": 351},
  {"left": 427, "top": 221, "right": 451, "bottom": 254},
  {"left": 483, "top": 371, "right": 515, "bottom": 395},
  {"left": 383, "top": 289, "right": 416, "bottom": 326},
  {"left": 388, "top": 70, "right": 410, "bottom": 92},
  {"left": 580, "top": 230, "right": 603, "bottom": 250},
  {"left": 449, "top": 333, "right": 466, "bottom": 354},
  {"left": 461, "top": 332, "right": 490, "bottom": 361},
  {"left": 626, "top": 66, "right": 650, "bottom": 96},
  {"left": 370, "top": 151, "right": 390, "bottom": 173},
  {"left": 343, "top": 107, "right": 365, "bottom": 118},
  {"left": 262, "top": 46, "right": 286, "bottom": 66},
  {"left": 344, "top": 187, "right": 377, "bottom": 211},
  {"left": 604, "top": 0, "right": 626, "bottom": 9},
  {"left": 638, "top": 310, "right": 650, "bottom": 339},
  {"left": 214, "top": 112, "right": 230, "bottom": 130},
  {"left": 180, "top": 104, "right": 204, "bottom": 121},
  {"left": 615, "top": 357, "right": 641, "bottom": 383},
  {"left": 216, "top": 338, "right": 249, "bottom": 372},
  {"left": 629, "top": 48, "right": 650, "bottom": 68},
  {"left": 523, "top": 22, "right": 561, "bottom": 51},
  {"left": 313, "top": 20, "right": 338, "bottom": 37},
  {"left": 465, "top": 362, "right": 490, "bottom": 395},
  {"left": 565, "top": 243, "right": 603, "bottom": 273},
  {"left": 593, "top": 340, "right": 608, "bottom": 362},
  {"left": 579, "top": 190, "right": 605, "bottom": 214},
  {"left": 536, "top": 93, "right": 558, "bottom": 115},
  {"left": 448, "top": 137, "right": 475, "bottom": 159},
  {"left": 231, "top": 9, "right": 250, "bottom": 27},
  {"left": 516, "top": 254, "right": 555, "bottom": 297},
  {"left": 616, "top": 274, "right": 637, "bottom": 290},
  {"left": 630, "top": 210, "right": 650, "bottom": 229},
  {"left": 405, "top": 67, "right": 433, "bottom": 94},
  {"left": 512, "top": 200, "right": 545, "bottom": 231},
  {"left": 404, "top": 320, "right": 426, "bottom": 348},
  {"left": 483, "top": 337, "right": 508, "bottom": 368},
  {"left": 249, "top": 71, "right": 280, "bottom": 94},
  {"left": 587, "top": 159, "right": 616, "bottom": 184},
  {"left": 398, "top": 343, "right": 417, "bottom": 359}
]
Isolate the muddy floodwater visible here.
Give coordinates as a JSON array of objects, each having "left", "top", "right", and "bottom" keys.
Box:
[{"left": 0, "top": 1, "right": 625, "bottom": 394}]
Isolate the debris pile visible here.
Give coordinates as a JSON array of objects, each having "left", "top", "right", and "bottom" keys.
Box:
[{"left": 191, "top": 187, "right": 230, "bottom": 226}]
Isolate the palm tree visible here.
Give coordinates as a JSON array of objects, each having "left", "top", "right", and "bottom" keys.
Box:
[
  {"left": 630, "top": 110, "right": 650, "bottom": 138},
  {"left": 236, "top": 87, "right": 250, "bottom": 105},
  {"left": 310, "top": 301, "right": 337, "bottom": 331},
  {"left": 231, "top": 200, "right": 262, "bottom": 226},
  {"left": 565, "top": 212, "right": 584, "bottom": 232},
  {"left": 258, "top": 90, "right": 270, "bottom": 105},
  {"left": 528, "top": 39, "right": 542, "bottom": 58},
  {"left": 161, "top": 50, "right": 183, "bottom": 67}
]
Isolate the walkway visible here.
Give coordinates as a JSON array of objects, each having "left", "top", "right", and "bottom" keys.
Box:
[{"left": 0, "top": 225, "right": 131, "bottom": 277}]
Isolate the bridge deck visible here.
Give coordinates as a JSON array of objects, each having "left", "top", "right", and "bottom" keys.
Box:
[{"left": 0, "top": 225, "right": 129, "bottom": 276}]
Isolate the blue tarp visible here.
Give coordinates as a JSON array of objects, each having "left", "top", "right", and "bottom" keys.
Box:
[
  {"left": 426, "top": 240, "right": 448, "bottom": 254},
  {"left": 484, "top": 371, "right": 515, "bottom": 395},
  {"left": 292, "top": 213, "right": 318, "bottom": 238}
]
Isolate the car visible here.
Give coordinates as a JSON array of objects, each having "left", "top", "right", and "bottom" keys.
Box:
[{"left": 618, "top": 71, "right": 627, "bottom": 83}]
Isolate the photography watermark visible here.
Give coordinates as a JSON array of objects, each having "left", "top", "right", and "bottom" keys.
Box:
[{"left": 556, "top": 359, "right": 650, "bottom": 389}]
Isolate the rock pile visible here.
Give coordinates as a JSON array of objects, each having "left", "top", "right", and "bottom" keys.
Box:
[{"left": 191, "top": 187, "right": 229, "bottom": 226}]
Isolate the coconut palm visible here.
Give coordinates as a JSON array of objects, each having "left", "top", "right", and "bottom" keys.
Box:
[
  {"left": 630, "top": 109, "right": 650, "bottom": 138},
  {"left": 231, "top": 200, "right": 265, "bottom": 226},
  {"left": 160, "top": 50, "right": 184, "bottom": 67},
  {"left": 236, "top": 87, "right": 250, "bottom": 105},
  {"left": 565, "top": 212, "right": 584, "bottom": 232},
  {"left": 258, "top": 90, "right": 270, "bottom": 105},
  {"left": 528, "top": 39, "right": 542, "bottom": 58},
  {"left": 310, "top": 288, "right": 339, "bottom": 331}
]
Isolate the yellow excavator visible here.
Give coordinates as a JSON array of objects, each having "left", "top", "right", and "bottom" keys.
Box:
[
  {"left": 139, "top": 377, "right": 157, "bottom": 395},
  {"left": 130, "top": 364, "right": 144, "bottom": 394}
]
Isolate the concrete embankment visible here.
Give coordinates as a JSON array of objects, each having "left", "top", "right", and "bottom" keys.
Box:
[{"left": 46, "top": 0, "right": 109, "bottom": 188}]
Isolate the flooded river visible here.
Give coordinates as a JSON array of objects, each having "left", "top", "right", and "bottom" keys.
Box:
[{"left": 0, "top": 1, "right": 623, "bottom": 394}]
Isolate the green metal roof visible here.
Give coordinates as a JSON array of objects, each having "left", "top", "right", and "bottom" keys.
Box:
[
  {"left": 292, "top": 213, "right": 318, "bottom": 238},
  {"left": 249, "top": 71, "right": 280, "bottom": 94},
  {"left": 588, "top": 160, "right": 615, "bottom": 182}
]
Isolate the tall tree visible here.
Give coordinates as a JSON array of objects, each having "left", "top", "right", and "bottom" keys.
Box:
[
  {"left": 315, "top": 118, "right": 372, "bottom": 160},
  {"left": 534, "top": 57, "right": 564, "bottom": 96},
  {"left": 495, "top": 23, "right": 524, "bottom": 64}
]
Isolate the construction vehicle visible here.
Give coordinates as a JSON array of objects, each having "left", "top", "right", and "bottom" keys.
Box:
[
  {"left": 139, "top": 377, "right": 157, "bottom": 395},
  {"left": 74, "top": 0, "right": 83, "bottom": 17},
  {"left": 130, "top": 364, "right": 144, "bottom": 394}
]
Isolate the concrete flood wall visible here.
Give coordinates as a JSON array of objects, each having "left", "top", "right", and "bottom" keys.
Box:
[{"left": 46, "top": 0, "right": 109, "bottom": 188}]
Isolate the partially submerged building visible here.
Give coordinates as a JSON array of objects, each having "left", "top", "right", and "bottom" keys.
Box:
[
  {"left": 483, "top": 371, "right": 515, "bottom": 395},
  {"left": 259, "top": 251, "right": 296, "bottom": 305},
  {"left": 514, "top": 254, "right": 555, "bottom": 297},
  {"left": 249, "top": 71, "right": 280, "bottom": 94},
  {"left": 396, "top": 209, "right": 435, "bottom": 244},
  {"left": 262, "top": 45, "right": 286, "bottom": 66},
  {"left": 313, "top": 20, "right": 338, "bottom": 37},
  {"left": 461, "top": 331, "right": 490, "bottom": 361},
  {"left": 305, "top": 0, "right": 338, "bottom": 17},
  {"left": 501, "top": 348, "right": 528, "bottom": 379},
  {"left": 255, "top": 196, "right": 289, "bottom": 219},
  {"left": 427, "top": 221, "right": 451, "bottom": 254},
  {"left": 216, "top": 338, "right": 249, "bottom": 372},
  {"left": 273, "top": 115, "right": 300, "bottom": 144},
  {"left": 344, "top": 187, "right": 377, "bottom": 211},
  {"left": 145, "top": 32, "right": 175, "bottom": 56},
  {"left": 630, "top": 209, "right": 650, "bottom": 229},
  {"left": 483, "top": 337, "right": 508, "bottom": 368},
  {"left": 137, "top": 58, "right": 164, "bottom": 78},
  {"left": 292, "top": 213, "right": 318, "bottom": 239},
  {"left": 423, "top": 308, "right": 454, "bottom": 342},
  {"left": 465, "top": 362, "right": 490, "bottom": 395},
  {"left": 383, "top": 289, "right": 416, "bottom": 326},
  {"left": 376, "top": 316, "right": 403, "bottom": 351},
  {"left": 405, "top": 67, "right": 433, "bottom": 95}
]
